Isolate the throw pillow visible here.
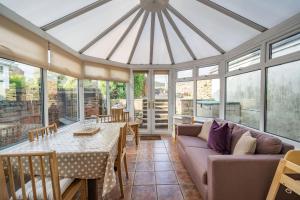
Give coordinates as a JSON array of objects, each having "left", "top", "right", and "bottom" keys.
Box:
[
  {"left": 207, "top": 120, "right": 229, "bottom": 154},
  {"left": 233, "top": 131, "right": 257, "bottom": 155},
  {"left": 198, "top": 120, "right": 213, "bottom": 141}
]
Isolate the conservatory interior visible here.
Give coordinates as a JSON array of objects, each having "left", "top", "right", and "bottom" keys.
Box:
[{"left": 0, "top": 0, "right": 300, "bottom": 200}]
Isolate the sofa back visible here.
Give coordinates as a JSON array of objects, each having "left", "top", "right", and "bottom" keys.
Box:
[{"left": 216, "top": 119, "right": 294, "bottom": 154}]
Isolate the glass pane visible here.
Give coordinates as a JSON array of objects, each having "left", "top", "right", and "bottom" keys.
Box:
[
  {"left": 225, "top": 70, "right": 260, "bottom": 129},
  {"left": 271, "top": 32, "right": 300, "bottom": 59},
  {"left": 110, "top": 81, "right": 127, "bottom": 109},
  {"left": 228, "top": 49, "right": 261, "bottom": 72},
  {"left": 162, "top": 14, "right": 191, "bottom": 63},
  {"left": 177, "top": 69, "right": 192, "bottom": 79},
  {"left": 266, "top": 60, "right": 300, "bottom": 142},
  {"left": 82, "top": 10, "right": 138, "bottom": 58},
  {"left": 153, "top": 13, "right": 171, "bottom": 64},
  {"left": 0, "top": 58, "right": 42, "bottom": 149},
  {"left": 211, "top": 0, "right": 300, "bottom": 28},
  {"left": 48, "top": 0, "right": 139, "bottom": 51},
  {"left": 154, "top": 73, "right": 168, "bottom": 129},
  {"left": 0, "top": 0, "right": 96, "bottom": 27},
  {"left": 134, "top": 72, "right": 148, "bottom": 129},
  {"left": 131, "top": 15, "right": 151, "bottom": 64},
  {"left": 169, "top": 0, "right": 259, "bottom": 51},
  {"left": 196, "top": 79, "right": 220, "bottom": 119},
  {"left": 48, "top": 71, "right": 78, "bottom": 127},
  {"left": 169, "top": 11, "right": 220, "bottom": 59},
  {"left": 83, "top": 80, "right": 107, "bottom": 117},
  {"left": 198, "top": 65, "right": 219, "bottom": 76},
  {"left": 110, "top": 14, "right": 144, "bottom": 63},
  {"left": 176, "top": 81, "right": 194, "bottom": 115}
]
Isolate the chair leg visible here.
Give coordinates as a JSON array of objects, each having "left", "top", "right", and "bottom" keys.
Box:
[
  {"left": 123, "top": 154, "right": 129, "bottom": 179},
  {"left": 117, "top": 163, "right": 124, "bottom": 198},
  {"left": 80, "top": 179, "right": 87, "bottom": 200}
]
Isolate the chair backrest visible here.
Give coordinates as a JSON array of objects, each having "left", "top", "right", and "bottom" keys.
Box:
[
  {"left": 123, "top": 111, "right": 129, "bottom": 123},
  {"left": 28, "top": 123, "right": 58, "bottom": 142},
  {"left": 0, "top": 151, "right": 61, "bottom": 200},
  {"left": 111, "top": 108, "right": 124, "bottom": 122},
  {"left": 117, "top": 124, "right": 127, "bottom": 161}
]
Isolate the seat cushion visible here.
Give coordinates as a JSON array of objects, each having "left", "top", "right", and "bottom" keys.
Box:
[
  {"left": 14, "top": 177, "right": 74, "bottom": 200},
  {"left": 177, "top": 135, "right": 209, "bottom": 150},
  {"left": 185, "top": 147, "right": 221, "bottom": 185}
]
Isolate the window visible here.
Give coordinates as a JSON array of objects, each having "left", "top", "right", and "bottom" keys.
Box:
[
  {"left": 226, "top": 71, "right": 261, "bottom": 129},
  {"left": 198, "top": 65, "right": 218, "bottom": 76},
  {"left": 271, "top": 32, "right": 300, "bottom": 59},
  {"left": 83, "top": 80, "right": 107, "bottom": 118},
  {"left": 228, "top": 49, "right": 261, "bottom": 72},
  {"left": 176, "top": 81, "right": 194, "bottom": 115},
  {"left": 47, "top": 71, "right": 78, "bottom": 127},
  {"left": 177, "top": 69, "right": 193, "bottom": 79},
  {"left": 266, "top": 60, "right": 300, "bottom": 142},
  {"left": 109, "top": 81, "right": 127, "bottom": 108},
  {"left": 196, "top": 79, "right": 220, "bottom": 118},
  {"left": 0, "top": 58, "right": 42, "bottom": 149}
]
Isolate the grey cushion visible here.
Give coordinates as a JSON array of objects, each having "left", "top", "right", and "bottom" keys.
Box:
[{"left": 14, "top": 177, "right": 74, "bottom": 200}]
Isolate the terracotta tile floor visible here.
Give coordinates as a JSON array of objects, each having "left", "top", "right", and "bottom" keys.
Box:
[{"left": 105, "top": 136, "right": 202, "bottom": 200}]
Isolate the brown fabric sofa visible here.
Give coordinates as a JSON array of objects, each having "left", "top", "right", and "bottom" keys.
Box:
[{"left": 176, "top": 120, "right": 295, "bottom": 200}]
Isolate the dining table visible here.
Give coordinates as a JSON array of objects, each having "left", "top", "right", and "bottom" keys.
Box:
[{"left": 0, "top": 120, "right": 125, "bottom": 200}]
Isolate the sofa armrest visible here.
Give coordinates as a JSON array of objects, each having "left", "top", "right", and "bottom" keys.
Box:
[
  {"left": 176, "top": 124, "right": 202, "bottom": 137},
  {"left": 207, "top": 154, "right": 283, "bottom": 200}
]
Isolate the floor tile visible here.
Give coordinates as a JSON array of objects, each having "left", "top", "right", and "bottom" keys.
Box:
[
  {"left": 153, "top": 153, "right": 170, "bottom": 161},
  {"left": 176, "top": 171, "right": 194, "bottom": 185},
  {"left": 127, "top": 154, "right": 137, "bottom": 163},
  {"left": 157, "top": 185, "right": 184, "bottom": 200},
  {"left": 131, "top": 185, "right": 157, "bottom": 200},
  {"left": 153, "top": 148, "right": 167, "bottom": 154},
  {"left": 124, "top": 162, "right": 136, "bottom": 172},
  {"left": 155, "top": 171, "right": 178, "bottom": 184},
  {"left": 153, "top": 143, "right": 166, "bottom": 148},
  {"left": 122, "top": 171, "right": 135, "bottom": 186},
  {"left": 154, "top": 162, "right": 174, "bottom": 171},
  {"left": 180, "top": 184, "right": 202, "bottom": 200},
  {"left": 136, "top": 161, "right": 155, "bottom": 171},
  {"left": 134, "top": 171, "right": 155, "bottom": 185}
]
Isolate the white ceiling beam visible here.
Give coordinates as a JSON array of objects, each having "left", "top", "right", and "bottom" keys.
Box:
[
  {"left": 79, "top": 5, "right": 140, "bottom": 54},
  {"left": 106, "top": 9, "right": 144, "bottom": 60},
  {"left": 157, "top": 11, "right": 175, "bottom": 64},
  {"left": 196, "top": 0, "right": 267, "bottom": 32},
  {"left": 167, "top": 4, "right": 225, "bottom": 54},
  {"left": 150, "top": 12, "right": 156, "bottom": 64},
  {"left": 128, "top": 11, "right": 150, "bottom": 64},
  {"left": 163, "top": 9, "right": 196, "bottom": 60},
  {"left": 41, "top": 0, "right": 112, "bottom": 31}
]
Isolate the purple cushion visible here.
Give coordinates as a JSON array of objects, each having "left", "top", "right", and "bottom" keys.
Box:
[{"left": 207, "top": 120, "right": 230, "bottom": 154}]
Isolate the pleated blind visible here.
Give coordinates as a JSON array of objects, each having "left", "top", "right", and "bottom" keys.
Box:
[
  {"left": 49, "top": 44, "right": 83, "bottom": 78},
  {"left": 84, "top": 62, "right": 130, "bottom": 82},
  {"left": 0, "top": 16, "right": 48, "bottom": 67}
]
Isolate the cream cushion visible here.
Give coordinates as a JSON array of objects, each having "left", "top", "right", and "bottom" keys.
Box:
[
  {"left": 14, "top": 177, "right": 74, "bottom": 200},
  {"left": 198, "top": 120, "right": 213, "bottom": 141},
  {"left": 233, "top": 131, "right": 257, "bottom": 155}
]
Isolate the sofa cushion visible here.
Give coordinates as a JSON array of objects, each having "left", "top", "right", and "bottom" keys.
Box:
[
  {"left": 198, "top": 120, "right": 213, "bottom": 141},
  {"left": 230, "top": 125, "right": 248, "bottom": 153},
  {"left": 177, "top": 135, "right": 208, "bottom": 150},
  {"left": 233, "top": 131, "right": 257, "bottom": 155},
  {"left": 185, "top": 147, "right": 221, "bottom": 185},
  {"left": 208, "top": 121, "right": 230, "bottom": 154},
  {"left": 251, "top": 131, "right": 282, "bottom": 154}
]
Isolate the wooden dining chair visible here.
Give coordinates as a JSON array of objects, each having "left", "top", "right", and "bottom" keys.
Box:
[
  {"left": 0, "top": 151, "right": 87, "bottom": 200},
  {"left": 114, "top": 124, "right": 129, "bottom": 198},
  {"left": 28, "top": 123, "right": 58, "bottom": 142},
  {"left": 111, "top": 108, "right": 125, "bottom": 122}
]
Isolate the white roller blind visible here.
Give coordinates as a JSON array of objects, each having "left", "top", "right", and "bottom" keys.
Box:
[
  {"left": 84, "top": 62, "right": 130, "bottom": 82},
  {"left": 49, "top": 44, "right": 83, "bottom": 78},
  {"left": 0, "top": 16, "right": 48, "bottom": 67}
]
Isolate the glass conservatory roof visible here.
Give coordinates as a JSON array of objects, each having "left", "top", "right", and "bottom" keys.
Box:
[{"left": 1, "top": 0, "right": 300, "bottom": 65}]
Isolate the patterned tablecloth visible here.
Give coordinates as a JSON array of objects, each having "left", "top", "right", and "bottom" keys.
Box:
[{"left": 0, "top": 121, "right": 125, "bottom": 197}]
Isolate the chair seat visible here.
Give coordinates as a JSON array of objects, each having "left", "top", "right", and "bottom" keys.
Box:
[{"left": 14, "top": 177, "right": 74, "bottom": 200}]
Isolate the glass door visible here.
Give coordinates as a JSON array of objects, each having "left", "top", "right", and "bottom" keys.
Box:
[
  {"left": 133, "top": 71, "right": 150, "bottom": 133},
  {"left": 133, "top": 70, "right": 170, "bottom": 134},
  {"left": 152, "top": 71, "right": 169, "bottom": 133}
]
